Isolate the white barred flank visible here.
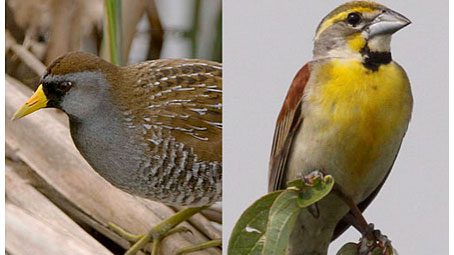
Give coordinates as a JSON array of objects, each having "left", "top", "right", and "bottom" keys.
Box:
[
  {"left": 116, "top": 59, "right": 222, "bottom": 206},
  {"left": 132, "top": 127, "right": 222, "bottom": 206}
]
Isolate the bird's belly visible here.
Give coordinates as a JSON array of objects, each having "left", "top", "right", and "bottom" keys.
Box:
[
  {"left": 71, "top": 119, "right": 222, "bottom": 207},
  {"left": 287, "top": 117, "right": 403, "bottom": 202},
  {"left": 287, "top": 82, "right": 411, "bottom": 202},
  {"left": 286, "top": 61, "right": 411, "bottom": 202},
  {"left": 285, "top": 108, "right": 408, "bottom": 254}
]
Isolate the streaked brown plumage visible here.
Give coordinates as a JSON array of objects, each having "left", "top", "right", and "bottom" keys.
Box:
[
  {"left": 269, "top": 64, "right": 310, "bottom": 192},
  {"left": 31, "top": 52, "right": 222, "bottom": 206}
]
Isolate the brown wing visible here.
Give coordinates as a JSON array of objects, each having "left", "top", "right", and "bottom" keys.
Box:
[
  {"left": 331, "top": 142, "right": 403, "bottom": 241},
  {"left": 268, "top": 63, "right": 311, "bottom": 192},
  {"left": 116, "top": 59, "right": 222, "bottom": 163}
]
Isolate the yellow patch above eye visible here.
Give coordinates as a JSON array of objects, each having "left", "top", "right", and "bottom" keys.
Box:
[{"left": 315, "top": 7, "right": 375, "bottom": 39}]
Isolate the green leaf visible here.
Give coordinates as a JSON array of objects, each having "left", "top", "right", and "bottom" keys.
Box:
[
  {"left": 371, "top": 245, "right": 398, "bottom": 255},
  {"left": 228, "top": 173, "right": 335, "bottom": 255},
  {"left": 228, "top": 191, "right": 282, "bottom": 255},
  {"left": 262, "top": 189, "right": 302, "bottom": 255},
  {"left": 336, "top": 239, "right": 398, "bottom": 255},
  {"left": 336, "top": 243, "right": 359, "bottom": 255},
  {"left": 296, "top": 175, "right": 334, "bottom": 208}
]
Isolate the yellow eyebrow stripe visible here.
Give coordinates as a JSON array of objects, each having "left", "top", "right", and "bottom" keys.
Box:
[{"left": 315, "top": 7, "right": 375, "bottom": 39}]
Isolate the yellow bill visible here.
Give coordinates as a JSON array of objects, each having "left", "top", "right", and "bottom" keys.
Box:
[{"left": 12, "top": 84, "right": 48, "bottom": 120}]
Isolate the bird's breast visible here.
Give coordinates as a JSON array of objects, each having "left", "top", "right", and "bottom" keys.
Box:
[
  {"left": 287, "top": 59, "right": 412, "bottom": 201},
  {"left": 70, "top": 110, "right": 222, "bottom": 207}
]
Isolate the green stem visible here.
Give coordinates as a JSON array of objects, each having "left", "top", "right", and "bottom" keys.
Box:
[{"left": 104, "top": 0, "right": 122, "bottom": 65}]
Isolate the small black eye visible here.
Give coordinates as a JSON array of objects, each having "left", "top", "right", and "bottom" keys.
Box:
[
  {"left": 347, "top": 12, "right": 362, "bottom": 26},
  {"left": 56, "top": 81, "right": 72, "bottom": 93}
]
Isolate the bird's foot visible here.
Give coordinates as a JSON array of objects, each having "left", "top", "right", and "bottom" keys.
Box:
[
  {"left": 302, "top": 170, "right": 325, "bottom": 185},
  {"left": 287, "top": 169, "right": 329, "bottom": 188},
  {"left": 176, "top": 239, "right": 222, "bottom": 255},
  {"left": 108, "top": 222, "right": 144, "bottom": 242},
  {"left": 108, "top": 206, "right": 209, "bottom": 255},
  {"left": 337, "top": 228, "right": 395, "bottom": 255},
  {"left": 297, "top": 171, "right": 324, "bottom": 218},
  {"left": 358, "top": 226, "right": 394, "bottom": 255},
  {"left": 109, "top": 222, "right": 191, "bottom": 242},
  {"left": 286, "top": 170, "right": 334, "bottom": 215}
]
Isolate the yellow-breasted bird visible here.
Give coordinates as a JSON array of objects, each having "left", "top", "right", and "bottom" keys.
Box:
[{"left": 268, "top": 1, "right": 412, "bottom": 254}]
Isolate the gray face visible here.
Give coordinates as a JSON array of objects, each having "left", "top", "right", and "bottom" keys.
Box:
[
  {"left": 313, "top": 7, "right": 411, "bottom": 59},
  {"left": 319, "top": 12, "right": 376, "bottom": 38},
  {"left": 42, "top": 71, "right": 112, "bottom": 119},
  {"left": 313, "top": 11, "right": 383, "bottom": 58}
]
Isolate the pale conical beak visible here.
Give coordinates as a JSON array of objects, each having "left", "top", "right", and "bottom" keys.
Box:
[
  {"left": 367, "top": 9, "right": 411, "bottom": 37},
  {"left": 12, "top": 84, "right": 48, "bottom": 120}
]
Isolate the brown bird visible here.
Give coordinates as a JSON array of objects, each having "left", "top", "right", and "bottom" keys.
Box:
[{"left": 14, "top": 51, "right": 222, "bottom": 254}]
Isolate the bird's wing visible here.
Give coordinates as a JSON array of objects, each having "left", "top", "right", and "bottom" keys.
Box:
[
  {"left": 268, "top": 63, "right": 312, "bottom": 192},
  {"left": 331, "top": 141, "right": 403, "bottom": 241},
  {"left": 121, "top": 59, "right": 222, "bottom": 163}
]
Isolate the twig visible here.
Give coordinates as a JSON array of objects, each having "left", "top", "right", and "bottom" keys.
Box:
[{"left": 6, "top": 31, "right": 46, "bottom": 76}]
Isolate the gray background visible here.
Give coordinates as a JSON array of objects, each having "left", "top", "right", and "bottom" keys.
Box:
[{"left": 223, "top": 1, "right": 449, "bottom": 254}]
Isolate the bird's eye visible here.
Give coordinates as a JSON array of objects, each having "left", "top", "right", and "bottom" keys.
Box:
[
  {"left": 56, "top": 81, "right": 72, "bottom": 93},
  {"left": 347, "top": 12, "right": 362, "bottom": 26}
]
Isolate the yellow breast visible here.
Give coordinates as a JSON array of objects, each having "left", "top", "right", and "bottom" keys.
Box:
[{"left": 309, "top": 59, "right": 412, "bottom": 180}]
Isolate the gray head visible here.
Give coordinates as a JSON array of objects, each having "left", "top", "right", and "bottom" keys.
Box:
[
  {"left": 312, "top": 1, "right": 411, "bottom": 60},
  {"left": 41, "top": 71, "right": 114, "bottom": 119},
  {"left": 13, "top": 52, "right": 121, "bottom": 120}
]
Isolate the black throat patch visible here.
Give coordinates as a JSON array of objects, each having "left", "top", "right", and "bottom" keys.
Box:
[{"left": 360, "top": 45, "right": 392, "bottom": 72}]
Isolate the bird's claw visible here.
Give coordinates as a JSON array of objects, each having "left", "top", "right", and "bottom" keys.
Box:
[
  {"left": 108, "top": 222, "right": 143, "bottom": 242},
  {"left": 302, "top": 170, "right": 325, "bottom": 186},
  {"left": 176, "top": 239, "right": 222, "bottom": 255},
  {"left": 165, "top": 226, "right": 193, "bottom": 236},
  {"left": 107, "top": 207, "right": 206, "bottom": 255},
  {"left": 358, "top": 225, "right": 393, "bottom": 255}
]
